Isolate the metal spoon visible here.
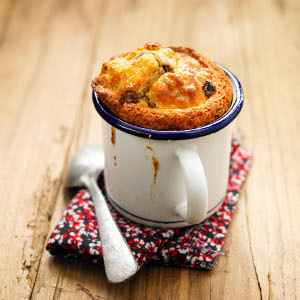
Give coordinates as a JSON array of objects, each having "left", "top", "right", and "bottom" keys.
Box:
[{"left": 65, "top": 146, "right": 138, "bottom": 283}]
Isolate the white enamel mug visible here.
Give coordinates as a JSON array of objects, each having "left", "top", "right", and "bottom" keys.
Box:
[{"left": 92, "top": 65, "right": 243, "bottom": 228}]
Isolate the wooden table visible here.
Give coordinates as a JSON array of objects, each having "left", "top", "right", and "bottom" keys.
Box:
[{"left": 0, "top": 0, "right": 299, "bottom": 299}]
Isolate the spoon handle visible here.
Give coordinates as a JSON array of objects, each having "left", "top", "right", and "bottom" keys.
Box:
[{"left": 84, "top": 176, "right": 138, "bottom": 283}]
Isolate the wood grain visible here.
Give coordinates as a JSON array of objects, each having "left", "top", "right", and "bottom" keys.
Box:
[{"left": 0, "top": 0, "right": 299, "bottom": 299}]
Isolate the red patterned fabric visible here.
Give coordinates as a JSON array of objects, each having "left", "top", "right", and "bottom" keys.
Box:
[{"left": 47, "top": 139, "right": 252, "bottom": 270}]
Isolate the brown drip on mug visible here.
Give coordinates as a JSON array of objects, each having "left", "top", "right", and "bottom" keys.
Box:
[
  {"left": 145, "top": 145, "right": 160, "bottom": 184},
  {"left": 111, "top": 126, "right": 116, "bottom": 146},
  {"left": 152, "top": 156, "right": 159, "bottom": 184}
]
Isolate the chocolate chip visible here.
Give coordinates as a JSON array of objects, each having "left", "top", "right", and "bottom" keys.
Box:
[
  {"left": 104, "top": 66, "right": 108, "bottom": 70},
  {"left": 121, "top": 91, "right": 138, "bottom": 104},
  {"left": 163, "top": 65, "right": 173, "bottom": 73},
  {"left": 202, "top": 80, "right": 216, "bottom": 97}
]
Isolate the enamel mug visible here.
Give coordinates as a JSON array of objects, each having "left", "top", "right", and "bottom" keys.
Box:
[{"left": 92, "top": 65, "right": 243, "bottom": 228}]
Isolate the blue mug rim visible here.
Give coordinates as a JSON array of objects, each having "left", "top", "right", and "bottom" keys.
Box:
[{"left": 92, "top": 64, "right": 243, "bottom": 140}]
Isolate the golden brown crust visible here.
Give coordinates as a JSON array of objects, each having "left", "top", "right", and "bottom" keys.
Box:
[{"left": 91, "top": 44, "right": 232, "bottom": 130}]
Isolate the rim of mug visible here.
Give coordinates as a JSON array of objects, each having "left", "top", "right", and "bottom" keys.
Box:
[{"left": 92, "top": 64, "right": 243, "bottom": 140}]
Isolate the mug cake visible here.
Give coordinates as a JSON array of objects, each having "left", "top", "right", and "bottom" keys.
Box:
[{"left": 92, "top": 42, "right": 232, "bottom": 130}]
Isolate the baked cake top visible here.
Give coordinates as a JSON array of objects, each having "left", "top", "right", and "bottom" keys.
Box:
[{"left": 92, "top": 43, "right": 232, "bottom": 130}]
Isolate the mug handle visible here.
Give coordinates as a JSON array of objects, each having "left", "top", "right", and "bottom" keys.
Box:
[{"left": 175, "top": 146, "right": 208, "bottom": 225}]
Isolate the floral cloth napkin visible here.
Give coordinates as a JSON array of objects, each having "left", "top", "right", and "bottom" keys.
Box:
[{"left": 47, "top": 138, "right": 252, "bottom": 270}]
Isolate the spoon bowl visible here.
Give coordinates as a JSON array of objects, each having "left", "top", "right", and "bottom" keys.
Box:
[{"left": 66, "top": 146, "right": 104, "bottom": 188}]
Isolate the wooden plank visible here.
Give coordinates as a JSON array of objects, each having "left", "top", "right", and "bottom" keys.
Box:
[
  {"left": 234, "top": 0, "right": 300, "bottom": 298},
  {"left": 0, "top": 0, "right": 106, "bottom": 298},
  {"left": 0, "top": 0, "right": 55, "bottom": 158}
]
